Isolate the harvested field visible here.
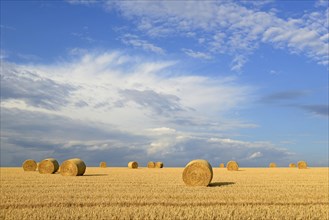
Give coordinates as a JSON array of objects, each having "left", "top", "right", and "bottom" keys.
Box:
[{"left": 0, "top": 167, "right": 328, "bottom": 219}]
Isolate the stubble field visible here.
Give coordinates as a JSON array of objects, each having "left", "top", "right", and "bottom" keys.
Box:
[{"left": 1, "top": 167, "right": 328, "bottom": 219}]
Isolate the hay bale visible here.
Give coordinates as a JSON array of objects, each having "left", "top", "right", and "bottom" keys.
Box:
[
  {"left": 38, "top": 158, "right": 59, "bottom": 174},
  {"left": 298, "top": 161, "right": 308, "bottom": 169},
  {"left": 219, "top": 163, "right": 225, "bottom": 168},
  {"left": 155, "top": 162, "right": 163, "bottom": 168},
  {"left": 100, "top": 161, "right": 107, "bottom": 168},
  {"left": 269, "top": 163, "right": 277, "bottom": 168},
  {"left": 182, "top": 159, "right": 213, "bottom": 186},
  {"left": 128, "top": 161, "right": 138, "bottom": 169},
  {"left": 226, "top": 161, "right": 239, "bottom": 171},
  {"left": 60, "top": 158, "right": 86, "bottom": 176},
  {"left": 22, "top": 159, "right": 37, "bottom": 171},
  {"left": 147, "top": 161, "right": 155, "bottom": 168},
  {"left": 289, "top": 163, "right": 296, "bottom": 168}
]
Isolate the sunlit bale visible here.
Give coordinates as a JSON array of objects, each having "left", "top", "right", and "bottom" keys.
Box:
[
  {"left": 100, "top": 161, "right": 107, "bottom": 168},
  {"left": 60, "top": 158, "right": 86, "bottom": 176},
  {"left": 22, "top": 159, "right": 37, "bottom": 171},
  {"left": 226, "top": 161, "right": 239, "bottom": 171},
  {"left": 38, "top": 158, "right": 59, "bottom": 174},
  {"left": 147, "top": 161, "right": 156, "bottom": 168},
  {"left": 289, "top": 163, "right": 296, "bottom": 168},
  {"left": 155, "top": 162, "right": 164, "bottom": 168},
  {"left": 128, "top": 161, "right": 138, "bottom": 169},
  {"left": 182, "top": 159, "right": 213, "bottom": 186},
  {"left": 219, "top": 163, "right": 225, "bottom": 168},
  {"left": 269, "top": 163, "right": 277, "bottom": 168},
  {"left": 298, "top": 161, "right": 308, "bottom": 169}
]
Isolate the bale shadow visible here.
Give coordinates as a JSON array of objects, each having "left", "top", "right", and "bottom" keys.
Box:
[
  {"left": 83, "top": 174, "right": 109, "bottom": 177},
  {"left": 208, "top": 182, "right": 235, "bottom": 187}
]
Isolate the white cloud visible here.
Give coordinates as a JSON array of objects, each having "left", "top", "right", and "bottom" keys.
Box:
[
  {"left": 1, "top": 51, "right": 298, "bottom": 166},
  {"left": 1, "top": 51, "right": 252, "bottom": 133},
  {"left": 147, "top": 127, "right": 176, "bottom": 135},
  {"left": 315, "top": 0, "right": 328, "bottom": 7},
  {"left": 68, "top": 47, "right": 89, "bottom": 56},
  {"left": 231, "top": 55, "right": 248, "bottom": 72},
  {"left": 98, "top": 1, "right": 329, "bottom": 69},
  {"left": 248, "top": 152, "right": 263, "bottom": 160},
  {"left": 121, "top": 34, "right": 165, "bottom": 54},
  {"left": 182, "top": 48, "right": 212, "bottom": 59},
  {"left": 66, "top": 0, "right": 98, "bottom": 5}
]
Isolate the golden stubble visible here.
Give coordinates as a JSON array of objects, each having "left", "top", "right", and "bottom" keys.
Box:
[{"left": 1, "top": 167, "right": 328, "bottom": 219}]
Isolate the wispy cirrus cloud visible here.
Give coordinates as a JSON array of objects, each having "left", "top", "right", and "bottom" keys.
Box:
[
  {"left": 248, "top": 152, "right": 263, "bottom": 160},
  {"left": 121, "top": 34, "right": 165, "bottom": 54},
  {"left": 65, "top": 0, "right": 98, "bottom": 6},
  {"left": 182, "top": 48, "right": 212, "bottom": 60},
  {"left": 315, "top": 0, "right": 328, "bottom": 8},
  {"left": 119, "top": 89, "right": 184, "bottom": 116},
  {"left": 72, "top": 1, "right": 329, "bottom": 70}
]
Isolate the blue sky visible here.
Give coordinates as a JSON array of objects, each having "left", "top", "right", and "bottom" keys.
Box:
[{"left": 1, "top": 0, "right": 328, "bottom": 167}]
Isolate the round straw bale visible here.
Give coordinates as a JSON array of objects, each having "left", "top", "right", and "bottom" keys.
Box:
[
  {"left": 289, "top": 163, "right": 296, "bottom": 168},
  {"left": 147, "top": 161, "right": 155, "bottom": 168},
  {"left": 128, "top": 161, "right": 138, "bottom": 169},
  {"left": 182, "top": 159, "right": 213, "bottom": 186},
  {"left": 269, "top": 163, "right": 277, "bottom": 168},
  {"left": 60, "top": 158, "right": 86, "bottom": 176},
  {"left": 297, "top": 161, "right": 307, "bottom": 169},
  {"left": 22, "top": 159, "right": 37, "bottom": 171},
  {"left": 100, "top": 161, "right": 107, "bottom": 168},
  {"left": 219, "top": 163, "right": 225, "bottom": 168},
  {"left": 226, "top": 161, "right": 239, "bottom": 171},
  {"left": 38, "top": 158, "right": 59, "bottom": 174},
  {"left": 155, "top": 162, "right": 163, "bottom": 168}
]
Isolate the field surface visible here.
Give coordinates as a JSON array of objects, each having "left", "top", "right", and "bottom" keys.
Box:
[{"left": 1, "top": 167, "right": 328, "bottom": 219}]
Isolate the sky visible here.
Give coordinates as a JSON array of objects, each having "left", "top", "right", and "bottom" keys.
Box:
[{"left": 1, "top": 0, "right": 328, "bottom": 167}]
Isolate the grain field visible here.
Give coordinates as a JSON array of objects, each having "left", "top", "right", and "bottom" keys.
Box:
[{"left": 1, "top": 167, "right": 328, "bottom": 219}]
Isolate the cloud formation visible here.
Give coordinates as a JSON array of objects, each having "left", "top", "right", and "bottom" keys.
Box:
[
  {"left": 1, "top": 107, "right": 294, "bottom": 167},
  {"left": 121, "top": 34, "right": 165, "bottom": 54},
  {"left": 182, "top": 49, "right": 212, "bottom": 60},
  {"left": 0, "top": 50, "right": 298, "bottom": 166},
  {"left": 92, "top": 1, "right": 329, "bottom": 70},
  {"left": 1, "top": 63, "right": 76, "bottom": 110}
]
